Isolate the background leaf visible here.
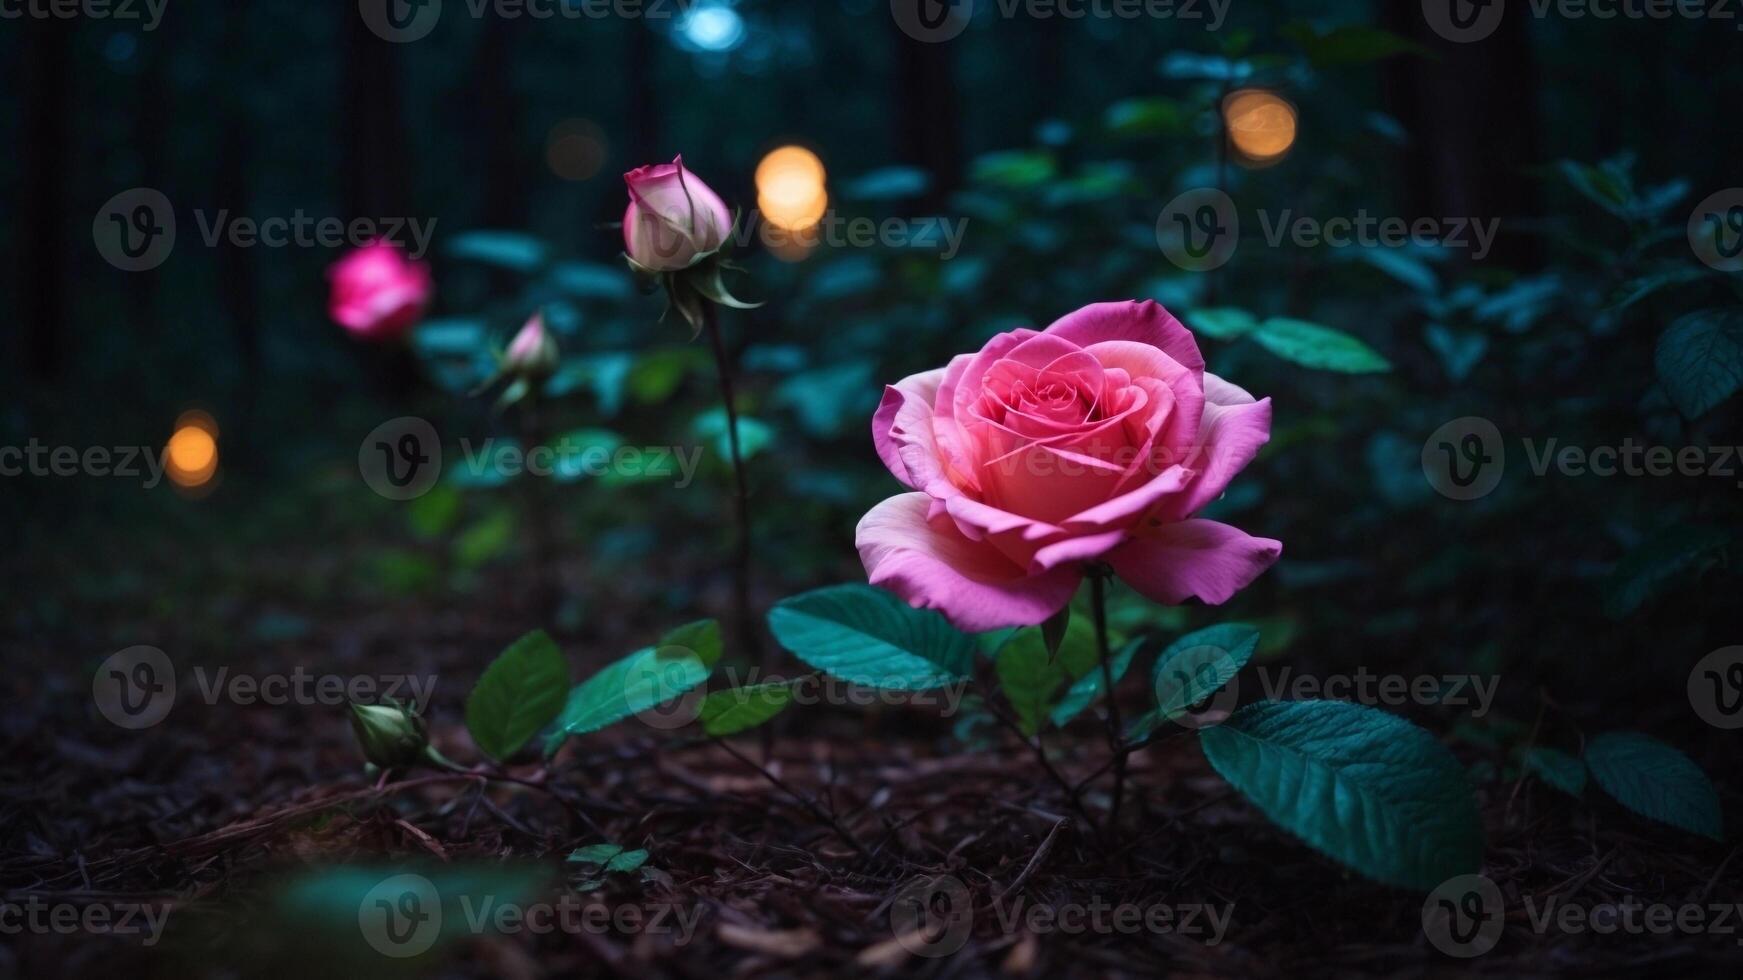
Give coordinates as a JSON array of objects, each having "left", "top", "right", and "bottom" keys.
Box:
[
  {"left": 1200, "top": 699, "right": 1484, "bottom": 890},
  {"left": 1250, "top": 318, "right": 1392, "bottom": 373},
  {"left": 1585, "top": 732, "right": 1722, "bottom": 840}
]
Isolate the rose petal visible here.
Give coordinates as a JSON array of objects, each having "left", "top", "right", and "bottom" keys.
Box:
[
  {"left": 1043, "top": 300, "right": 1204, "bottom": 375},
  {"left": 858, "top": 493, "right": 1083, "bottom": 631},
  {"left": 871, "top": 368, "right": 947, "bottom": 493},
  {"left": 1106, "top": 519, "right": 1281, "bottom": 605},
  {"left": 1155, "top": 395, "right": 1272, "bottom": 522}
]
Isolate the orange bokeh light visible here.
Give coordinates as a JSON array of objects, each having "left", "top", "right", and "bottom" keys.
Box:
[
  {"left": 1223, "top": 89, "right": 1297, "bottom": 165},
  {"left": 166, "top": 412, "right": 218, "bottom": 489},
  {"left": 755, "top": 145, "right": 828, "bottom": 233}
]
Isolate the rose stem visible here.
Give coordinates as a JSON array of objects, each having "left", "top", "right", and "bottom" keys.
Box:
[
  {"left": 701, "top": 302, "right": 760, "bottom": 668},
  {"left": 520, "top": 389, "right": 557, "bottom": 621},
  {"left": 1089, "top": 565, "right": 1126, "bottom": 829}
]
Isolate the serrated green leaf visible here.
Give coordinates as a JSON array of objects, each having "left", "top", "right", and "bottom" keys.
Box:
[
  {"left": 1200, "top": 699, "right": 1484, "bottom": 891},
  {"left": 698, "top": 682, "right": 795, "bottom": 736},
  {"left": 1585, "top": 732, "right": 1722, "bottom": 840},
  {"left": 546, "top": 634, "right": 715, "bottom": 751},
  {"left": 1127, "top": 624, "right": 1260, "bottom": 739},
  {"left": 1251, "top": 318, "right": 1392, "bottom": 373},
  {"left": 1655, "top": 309, "right": 1743, "bottom": 418},
  {"left": 767, "top": 584, "right": 975, "bottom": 692},
  {"left": 1521, "top": 746, "right": 1586, "bottom": 797},
  {"left": 465, "top": 630, "right": 569, "bottom": 762}
]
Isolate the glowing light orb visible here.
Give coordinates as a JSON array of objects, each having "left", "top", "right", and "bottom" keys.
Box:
[
  {"left": 1223, "top": 89, "right": 1297, "bottom": 165},
  {"left": 755, "top": 145, "right": 828, "bottom": 233},
  {"left": 166, "top": 411, "right": 218, "bottom": 489},
  {"left": 679, "top": 3, "right": 746, "bottom": 52}
]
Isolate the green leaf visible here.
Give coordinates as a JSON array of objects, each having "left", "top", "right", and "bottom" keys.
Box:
[
  {"left": 1585, "top": 733, "right": 1722, "bottom": 840},
  {"left": 692, "top": 408, "right": 774, "bottom": 462},
  {"left": 1655, "top": 309, "right": 1743, "bottom": 418},
  {"left": 1130, "top": 623, "right": 1261, "bottom": 738},
  {"left": 549, "top": 429, "right": 623, "bottom": 483},
  {"left": 1282, "top": 22, "right": 1427, "bottom": 67},
  {"left": 407, "top": 483, "right": 462, "bottom": 539},
  {"left": 1050, "top": 635, "right": 1142, "bottom": 727},
  {"left": 1602, "top": 526, "right": 1732, "bottom": 619},
  {"left": 767, "top": 584, "right": 975, "bottom": 691},
  {"left": 657, "top": 619, "right": 723, "bottom": 668},
  {"left": 840, "top": 166, "right": 931, "bottom": 201},
  {"left": 1104, "top": 96, "right": 1186, "bottom": 136},
  {"left": 1187, "top": 308, "right": 1260, "bottom": 340},
  {"left": 699, "top": 682, "right": 795, "bottom": 736},
  {"left": 996, "top": 632, "right": 1065, "bottom": 736},
  {"left": 545, "top": 627, "right": 716, "bottom": 750},
  {"left": 970, "top": 150, "right": 1056, "bottom": 187},
  {"left": 453, "top": 508, "right": 517, "bottom": 568},
  {"left": 465, "top": 630, "right": 570, "bottom": 762},
  {"left": 1200, "top": 700, "right": 1484, "bottom": 891},
  {"left": 1250, "top": 318, "right": 1392, "bottom": 373},
  {"left": 567, "top": 844, "right": 649, "bottom": 873},
  {"left": 1040, "top": 605, "right": 1071, "bottom": 659},
  {"left": 446, "top": 230, "right": 547, "bottom": 271},
  {"left": 1521, "top": 746, "right": 1586, "bottom": 797}
]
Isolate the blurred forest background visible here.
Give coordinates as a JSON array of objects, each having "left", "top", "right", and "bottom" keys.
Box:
[{"left": 4, "top": 0, "right": 1742, "bottom": 767}]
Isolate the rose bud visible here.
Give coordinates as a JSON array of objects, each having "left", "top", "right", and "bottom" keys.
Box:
[
  {"left": 327, "top": 241, "right": 433, "bottom": 342},
  {"left": 622, "top": 155, "right": 735, "bottom": 273},
  {"left": 348, "top": 700, "right": 431, "bottom": 771},
  {"left": 502, "top": 310, "right": 559, "bottom": 381}
]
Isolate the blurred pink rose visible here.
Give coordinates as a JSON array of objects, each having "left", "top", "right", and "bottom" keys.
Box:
[
  {"left": 327, "top": 242, "right": 432, "bottom": 342},
  {"left": 622, "top": 155, "right": 734, "bottom": 272},
  {"left": 858, "top": 300, "right": 1281, "bottom": 631}
]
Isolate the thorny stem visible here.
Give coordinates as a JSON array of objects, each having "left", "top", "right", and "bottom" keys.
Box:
[
  {"left": 701, "top": 303, "right": 761, "bottom": 668},
  {"left": 1088, "top": 566, "right": 1126, "bottom": 829},
  {"left": 712, "top": 736, "right": 870, "bottom": 859}
]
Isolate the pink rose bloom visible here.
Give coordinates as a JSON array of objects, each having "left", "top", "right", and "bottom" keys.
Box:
[
  {"left": 327, "top": 241, "right": 432, "bottom": 342},
  {"left": 858, "top": 300, "right": 1281, "bottom": 631},
  {"left": 622, "top": 155, "right": 734, "bottom": 272}
]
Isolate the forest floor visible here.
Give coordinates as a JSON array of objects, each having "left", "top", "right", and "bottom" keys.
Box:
[{"left": 4, "top": 527, "right": 1741, "bottom": 979}]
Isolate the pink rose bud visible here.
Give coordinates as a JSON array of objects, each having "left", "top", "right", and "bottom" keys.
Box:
[
  {"left": 503, "top": 310, "right": 559, "bottom": 380},
  {"left": 327, "top": 241, "right": 432, "bottom": 342},
  {"left": 623, "top": 155, "right": 735, "bottom": 272}
]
